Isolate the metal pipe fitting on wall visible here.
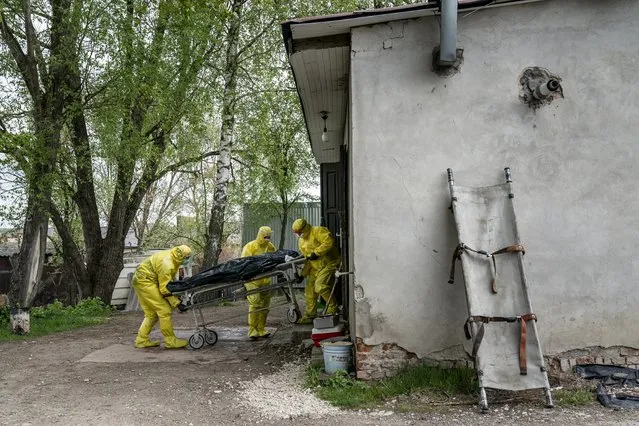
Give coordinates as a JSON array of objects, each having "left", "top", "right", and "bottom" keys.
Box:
[
  {"left": 519, "top": 67, "right": 564, "bottom": 109},
  {"left": 533, "top": 79, "right": 561, "bottom": 100}
]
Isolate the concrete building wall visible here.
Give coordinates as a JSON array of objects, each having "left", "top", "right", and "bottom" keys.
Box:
[{"left": 349, "top": 0, "right": 639, "bottom": 378}]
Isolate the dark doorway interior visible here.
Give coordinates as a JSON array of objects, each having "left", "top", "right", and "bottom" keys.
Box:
[{"left": 320, "top": 147, "right": 349, "bottom": 319}]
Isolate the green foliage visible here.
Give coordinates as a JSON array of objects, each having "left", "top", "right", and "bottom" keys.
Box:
[
  {"left": 306, "top": 364, "right": 478, "bottom": 408},
  {"left": 288, "top": 0, "right": 366, "bottom": 17},
  {"left": 1, "top": 0, "right": 427, "bottom": 297},
  {"left": 2, "top": 0, "right": 231, "bottom": 299},
  {"left": 285, "top": 0, "right": 425, "bottom": 19},
  {"left": 0, "top": 297, "right": 114, "bottom": 342},
  {"left": 230, "top": 1, "right": 321, "bottom": 246},
  {"left": 553, "top": 388, "right": 594, "bottom": 406},
  {"left": 70, "top": 297, "right": 115, "bottom": 316},
  {"left": 28, "top": 297, "right": 114, "bottom": 320},
  {"left": 370, "top": 0, "right": 422, "bottom": 8},
  {"left": 0, "top": 140, "right": 28, "bottom": 228},
  {"left": 0, "top": 306, "right": 9, "bottom": 325},
  {"left": 236, "top": 89, "right": 318, "bottom": 205},
  {"left": 306, "top": 368, "right": 375, "bottom": 407}
]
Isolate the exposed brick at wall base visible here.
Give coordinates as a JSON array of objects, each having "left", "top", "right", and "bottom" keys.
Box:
[
  {"left": 547, "top": 346, "right": 639, "bottom": 373},
  {"left": 421, "top": 358, "right": 474, "bottom": 370},
  {"left": 356, "top": 338, "right": 420, "bottom": 380},
  {"left": 355, "top": 341, "right": 639, "bottom": 379},
  {"left": 355, "top": 340, "right": 477, "bottom": 380}
]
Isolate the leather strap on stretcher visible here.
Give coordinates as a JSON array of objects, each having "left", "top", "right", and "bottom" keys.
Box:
[
  {"left": 464, "top": 313, "right": 537, "bottom": 375},
  {"left": 448, "top": 243, "right": 525, "bottom": 293}
]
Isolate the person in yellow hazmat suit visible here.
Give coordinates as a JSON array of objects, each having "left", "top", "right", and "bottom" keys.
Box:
[
  {"left": 132, "top": 245, "right": 193, "bottom": 349},
  {"left": 241, "top": 226, "right": 276, "bottom": 339},
  {"left": 292, "top": 218, "right": 341, "bottom": 324}
]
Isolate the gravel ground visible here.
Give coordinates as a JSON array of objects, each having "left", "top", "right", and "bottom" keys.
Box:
[
  {"left": 236, "top": 361, "right": 340, "bottom": 420},
  {"left": 228, "top": 360, "right": 639, "bottom": 426},
  {"left": 1, "top": 297, "right": 639, "bottom": 425}
]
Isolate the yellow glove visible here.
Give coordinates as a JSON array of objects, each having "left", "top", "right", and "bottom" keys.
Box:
[{"left": 165, "top": 295, "right": 182, "bottom": 309}]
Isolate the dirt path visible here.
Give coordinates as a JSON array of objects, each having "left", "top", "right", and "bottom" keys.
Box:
[{"left": 1, "top": 298, "right": 637, "bottom": 425}]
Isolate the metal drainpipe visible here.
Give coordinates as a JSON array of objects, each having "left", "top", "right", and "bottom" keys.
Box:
[{"left": 439, "top": 0, "right": 458, "bottom": 64}]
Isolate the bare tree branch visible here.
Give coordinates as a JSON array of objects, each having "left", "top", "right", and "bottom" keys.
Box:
[
  {"left": 23, "top": 0, "right": 48, "bottom": 84},
  {"left": 84, "top": 75, "right": 118, "bottom": 105},
  {"left": 236, "top": 88, "right": 296, "bottom": 102},
  {"left": 155, "top": 150, "right": 220, "bottom": 180}
]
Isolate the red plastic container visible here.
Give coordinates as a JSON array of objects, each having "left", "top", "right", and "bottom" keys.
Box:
[{"left": 311, "top": 323, "right": 345, "bottom": 347}]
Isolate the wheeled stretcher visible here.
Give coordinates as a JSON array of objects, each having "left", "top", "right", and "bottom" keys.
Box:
[
  {"left": 447, "top": 168, "right": 553, "bottom": 412},
  {"left": 167, "top": 252, "right": 306, "bottom": 349}
]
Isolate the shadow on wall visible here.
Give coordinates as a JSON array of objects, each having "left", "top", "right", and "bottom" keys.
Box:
[
  {"left": 31, "top": 268, "right": 74, "bottom": 306},
  {"left": 0, "top": 271, "right": 10, "bottom": 295},
  {"left": 441, "top": 170, "right": 469, "bottom": 316}
]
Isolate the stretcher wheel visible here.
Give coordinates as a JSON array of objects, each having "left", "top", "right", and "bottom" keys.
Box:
[
  {"left": 204, "top": 329, "right": 218, "bottom": 346},
  {"left": 189, "top": 333, "right": 205, "bottom": 350},
  {"left": 287, "top": 306, "right": 300, "bottom": 324}
]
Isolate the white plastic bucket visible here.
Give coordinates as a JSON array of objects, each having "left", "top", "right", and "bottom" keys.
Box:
[{"left": 321, "top": 340, "right": 353, "bottom": 374}]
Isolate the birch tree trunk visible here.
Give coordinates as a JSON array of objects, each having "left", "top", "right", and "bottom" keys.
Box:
[
  {"left": 279, "top": 203, "right": 289, "bottom": 250},
  {"left": 203, "top": 0, "right": 243, "bottom": 267},
  {"left": 10, "top": 196, "right": 49, "bottom": 308}
]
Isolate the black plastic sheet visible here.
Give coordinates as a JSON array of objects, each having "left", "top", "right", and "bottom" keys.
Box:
[
  {"left": 575, "top": 364, "right": 639, "bottom": 409},
  {"left": 167, "top": 249, "right": 300, "bottom": 293}
]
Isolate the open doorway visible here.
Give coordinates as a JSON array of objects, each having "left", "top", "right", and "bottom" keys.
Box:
[{"left": 320, "top": 146, "right": 349, "bottom": 320}]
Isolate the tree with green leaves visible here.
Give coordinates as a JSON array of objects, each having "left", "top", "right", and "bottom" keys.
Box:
[
  {"left": 0, "top": 0, "right": 425, "bottom": 307},
  {"left": 202, "top": 0, "right": 363, "bottom": 266},
  {"left": 1, "top": 0, "right": 226, "bottom": 305},
  {"left": 238, "top": 89, "right": 318, "bottom": 250},
  {"left": 53, "top": 0, "right": 227, "bottom": 303},
  {"left": 0, "top": 1, "right": 79, "bottom": 307}
]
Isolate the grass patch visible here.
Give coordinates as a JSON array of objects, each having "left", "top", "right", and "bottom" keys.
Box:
[
  {"left": 306, "top": 364, "right": 477, "bottom": 408},
  {"left": 0, "top": 298, "right": 114, "bottom": 342},
  {"left": 553, "top": 387, "right": 594, "bottom": 406}
]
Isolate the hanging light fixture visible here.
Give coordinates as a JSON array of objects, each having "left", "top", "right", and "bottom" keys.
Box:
[{"left": 320, "top": 111, "right": 329, "bottom": 143}]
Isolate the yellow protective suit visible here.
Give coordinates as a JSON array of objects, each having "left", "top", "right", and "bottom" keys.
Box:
[
  {"left": 241, "top": 226, "right": 276, "bottom": 339},
  {"left": 292, "top": 218, "right": 341, "bottom": 323},
  {"left": 132, "top": 245, "right": 192, "bottom": 349}
]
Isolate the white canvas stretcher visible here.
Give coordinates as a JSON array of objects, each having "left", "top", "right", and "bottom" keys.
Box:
[{"left": 447, "top": 167, "right": 553, "bottom": 412}]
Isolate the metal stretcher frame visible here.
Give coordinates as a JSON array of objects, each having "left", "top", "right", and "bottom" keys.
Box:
[
  {"left": 447, "top": 167, "right": 553, "bottom": 412},
  {"left": 170, "top": 257, "right": 306, "bottom": 349}
]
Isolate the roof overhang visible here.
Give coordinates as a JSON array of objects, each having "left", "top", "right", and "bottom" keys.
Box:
[{"left": 282, "top": 0, "right": 547, "bottom": 164}]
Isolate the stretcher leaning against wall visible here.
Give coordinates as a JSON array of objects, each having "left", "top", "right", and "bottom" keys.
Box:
[{"left": 447, "top": 167, "right": 553, "bottom": 412}]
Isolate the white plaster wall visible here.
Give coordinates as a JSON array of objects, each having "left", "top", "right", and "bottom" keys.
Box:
[{"left": 350, "top": 0, "right": 639, "bottom": 358}]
